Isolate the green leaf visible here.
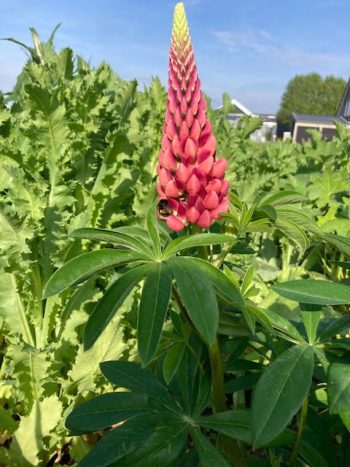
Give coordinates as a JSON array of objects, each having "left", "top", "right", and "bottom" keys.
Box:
[
  {"left": 170, "top": 257, "right": 219, "bottom": 345},
  {"left": 252, "top": 344, "right": 314, "bottom": 447},
  {"left": 70, "top": 227, "right": 155, "bottom": 259},
  {"left": 43, "top": 249, "right": 146, "bottom": 297},
  {"left": 147, "top": 206, "right": 161, "bottom": 258},
  {"left": 300, "top": 303, "right": 322, "bottom": 344},
  {"left": 265, "top": 309, "right": 305, "bottom": 343},
  {"left": 8, "top": 396, "right": 62, "bottom": 466},
  {"left": 99, "top": 361, "right": 172, "bottom": 403},
  {"left": 191, "top": 428, "right": 230, "bottom": 467},
  {"left": 328, "top": 362, "right": 350, "bottom": 414},
  {"left": 77, "top": 415, "right": 159, "bottom": 467},
  {"left": 115, "top": 416, "right": 188, "bottom": 467},
  {"left": 163, "top": 342, "right": 186, "bottom": 385},
  {"left": 260, "top": 190, "right": 307, "bottom": 207},
  {"left": 66, "top": 392, "right": 150, "bottom": 433},
  {"left": 185, "top": 257, "right": 245, "bottom": 309},
  {"left": 324, "top": 234, "right": 350, "bottom": 257},
  {"left": 84, "top": 264, "right": 151, "bottom": 349},
  {"left": 195, "top": 410, "right": 252, "bottom": 444},
  {"left": 138, "top": 262, "right": 172, "bottom": 366},
  {"left": 317, "top": 315, "right": 350, "bottom": 341},
  {"left": 273, "top": 279, "right": 350, "bottom": 305},
  {"left": 162, "top": 233, "right": 232, "bottom": 259}
]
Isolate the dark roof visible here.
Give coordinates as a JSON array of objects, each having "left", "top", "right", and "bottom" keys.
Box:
[
  {"left": 337, "top": 78, "right": 350, "bottom": 122},
  {"left": 292, "top": 113, "right": 342, "bottom": 125}
]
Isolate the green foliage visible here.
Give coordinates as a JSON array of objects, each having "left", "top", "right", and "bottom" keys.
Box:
[
  {"left": 2, "top": 23, "right": 350, "bottom": 467},
  {"left": 277, "top": 73, "right": 347, "bottom": 128}
]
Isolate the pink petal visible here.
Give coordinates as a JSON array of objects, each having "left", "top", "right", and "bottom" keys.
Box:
[
  {"left": 186, "top": 174, "right": 201, "bottom": 195},
  {"left": 206, "top": 179, "right": 222, "bottom": 193},
  {"left": 221, "top": 179, "right": 230, "bottom": 195},
  {"left": 157, "top": 184, "right": 166, "bottom": 198},
  {"left": 190, "top": 119, "right": 201, "bottom": 141},
  {"left": 197, "top": 210, "right": 212, "bottom": 229},
  {"left": 184, "top": 138, "right": 197, "bottom": 161},
  {"left": 162, "top": 149, "right": 177, "bottom": 171},
  {"left": 212, "top": 158, "right": 228, "bottom": 178},
  {"left": 176, "top": 163, "right": 192, "bottom": 184},
  {"left": 159, "top": 168, "right": 173, "bottom": 187},
  {"left": 203, "top": 191, "right": 219, "bottom": 210},
  {"left": 165, "top": 180, "right": 180, "bottom": 198},
  {"left": 179, "top": 121, "right": 189, "bottom": 140},
  {"left": 180, "top": 97, "right": 188, "bottom": 116},
  {"left": 167, "top": 215, "right": 185, "bottom": 232},
  {"left": 172, "top": 134, "right": 183, "bottom": 158},
  {"left": 185, "top": 109, "right": 194, "bottom": 128},
  {"left": 198, "top": 155, "right": 214, "bottom": 174},
  {"left": 174, "top": 108, "right": 182, "bottom": 127},
  {"left": 168, "top": 90, "right": 177, "bottom": 114},
  {"left": 211, "top": 200, "right": 229, "bottom": 219},
  {"left": 186, "top": 206, "right": 200, "bottom": 223}
]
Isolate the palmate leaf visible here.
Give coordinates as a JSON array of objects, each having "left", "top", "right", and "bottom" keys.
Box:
[
  {"left": 273, "top": 279, "right": 350, "bottom": 305},
  {"left": 66, "top": 392, "right": 150, "bottom": 433},
  {"left": 70, "top": 227, "right": 155, "bottom": 259},
  {"left": 100, "top": 361, "right": 172, "bottom": 404},
  {"left": 184, "top": 257, "right": 245, "bottom": 309},
  {"left": 76, "top": 415, "right": 159, "bottom": 467},
  {"left": 170, "top": 257, "right": 219, "bottom": 345},
  {"left": 328, "top": 361, "right": 350, "bottom": 414},
  {"left": 43, "top": 249, "right": 147, "bottom": 297},
  {"left": 84, "top": 263, "right": 151, "bottom": 350},
  {"left": 195, "top": 410, "right": 252, "bottom": 444},
  {"left": 138, "top": 262, "right": 173, "bottom": 366},
  {"left": 162, "top": 233, "right": 232, "bottom": 259},
  {"left": 252, "top": 344, "right": 314, "bottom": 447},
  {"left": 191, "top": 428, "right": 230, "bottom": 467}
]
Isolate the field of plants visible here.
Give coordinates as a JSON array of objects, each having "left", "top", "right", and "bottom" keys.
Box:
[{"left": 1, "top": 3, "right": 350, "bottom": 466}]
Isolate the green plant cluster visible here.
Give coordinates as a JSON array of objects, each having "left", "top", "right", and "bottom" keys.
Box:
[{"left": 1, "top": 29, "right": 350, "bottom": 467}]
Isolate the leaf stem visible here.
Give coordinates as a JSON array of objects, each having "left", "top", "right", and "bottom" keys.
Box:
[
  {"left": 290, "top": 396, "right": 308, "bottom": 467},
  {"left": 208, "top": 338, "right": 247, "bottom": 466}
]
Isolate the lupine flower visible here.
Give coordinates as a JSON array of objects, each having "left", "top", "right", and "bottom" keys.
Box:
[{"left": 157, "top": 2, "right": 229, "bottom": 232}]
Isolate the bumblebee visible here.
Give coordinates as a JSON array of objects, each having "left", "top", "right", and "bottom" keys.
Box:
[{"left": 157, "top": 199, "right": 173, "bottom": 220}]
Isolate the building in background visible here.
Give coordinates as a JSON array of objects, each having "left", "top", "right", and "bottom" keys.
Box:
[
  {"left": 227, "top": 98, "right": 277, "bottom": 143},
  {"left": 291, "top": 78, "right": 350, "bottom": 143}
]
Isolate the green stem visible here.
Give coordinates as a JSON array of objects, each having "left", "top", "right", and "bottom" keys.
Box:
[
  {"left": 290, "top": 396, "right": 308, "bottom": 467},
  {"left": 208, "top": 339, "right": 247, "bottom": 467},
  {"left": 208, "top": 338, "right": 226, "bottom": 412},
  {"left": 213, "top": 240, "right": 235, "bottom": 268}
]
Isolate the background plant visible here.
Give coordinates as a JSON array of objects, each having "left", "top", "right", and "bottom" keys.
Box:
[{"left": 1, "top": 19, "right": 350, "bottom": 467}]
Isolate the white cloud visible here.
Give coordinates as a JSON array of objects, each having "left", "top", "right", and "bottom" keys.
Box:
[{"left": 213, "top": 29, "right": 350, "bottom": 72}]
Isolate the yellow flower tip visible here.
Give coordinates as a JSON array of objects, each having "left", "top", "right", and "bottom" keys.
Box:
[{"left": 172, "top": 2, "right": 190, "bottom": 45}]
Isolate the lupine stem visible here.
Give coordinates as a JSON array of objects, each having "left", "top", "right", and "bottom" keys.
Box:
[
  {"left": 290, "top": 396, "right": 309, "bottom": 467},
  {"left": 208, "top": 338, "right": 247, "bottom": 467}
]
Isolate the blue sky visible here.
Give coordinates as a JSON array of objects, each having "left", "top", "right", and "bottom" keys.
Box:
[{"left": 0, "top": 0, "right": 349, "bottom": 113}]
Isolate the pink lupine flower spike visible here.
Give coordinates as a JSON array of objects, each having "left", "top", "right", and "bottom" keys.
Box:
[{"left": 157, "top": 2, "right": 229, "bottom": 232}]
